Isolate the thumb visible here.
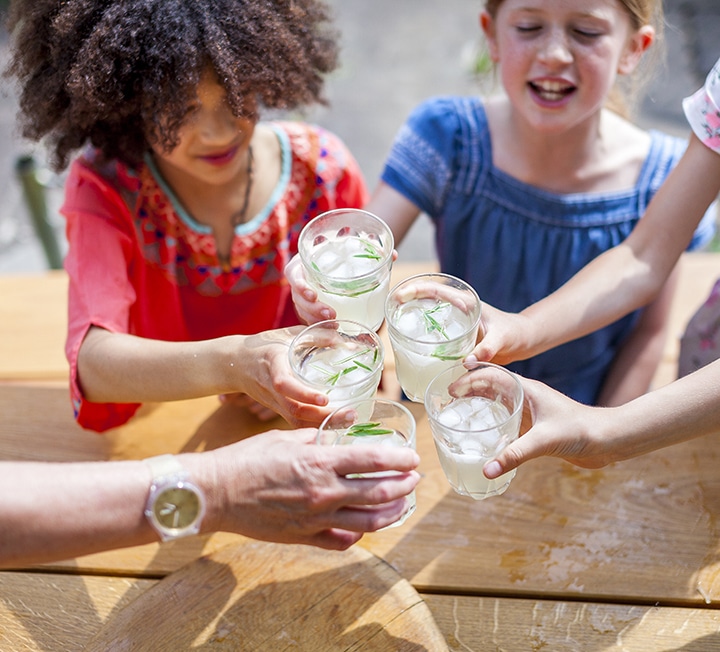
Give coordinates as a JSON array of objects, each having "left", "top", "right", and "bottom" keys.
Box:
[{"left": 483, "top": 436, "right": 540, "bottom": 478}]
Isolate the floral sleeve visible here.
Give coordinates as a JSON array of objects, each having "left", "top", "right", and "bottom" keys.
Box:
[{"left": 683, "top": 57, "right": 720, "bottom": 154}]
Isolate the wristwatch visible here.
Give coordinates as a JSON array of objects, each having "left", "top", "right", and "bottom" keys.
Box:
[{"left": 144, "top": 454, "right": 206, "bottom": 541}]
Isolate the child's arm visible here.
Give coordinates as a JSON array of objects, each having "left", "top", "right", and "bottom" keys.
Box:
[
  {"left": 595, "top": 265, "right": 680, "bottom": 406},
  {"left": 483, "top": 357, "right": 720, "bottom": 478},
  {"left": 468, "top": 134, "right": 720, "bottom": 367},
  {"left": 365, "top": 181, "right": 424, "bottom": 247},
  {"left": 76, "top": 326, "right": 330, "bottom": 427}
]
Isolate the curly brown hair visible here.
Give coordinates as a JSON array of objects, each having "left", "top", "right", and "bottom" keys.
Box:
[{"left": 5, "top": 0, "right": 339, "bottom": 169}]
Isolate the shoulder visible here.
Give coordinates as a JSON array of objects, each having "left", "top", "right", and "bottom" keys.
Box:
[
  {"left": 405, "top": 96, "right": 487, "bottom": 138},
  {"left": 64, "top": 149, "right": 141, "bottom": 212},
  {"left": 270, "top": 121, "right": 359, "bottom": 171},
  {"left": 642, "top": 130, "right": 690, "bottom": 187},
  {"left": 271, "top": 121, "right": 352, "bottom": 156}
]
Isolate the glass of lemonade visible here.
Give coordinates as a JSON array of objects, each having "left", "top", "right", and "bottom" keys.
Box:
[
  {"left": 316, "top": 398, "right": 417, "bottom": 528},
  {"left": 425, "top": 361, "right": 524, "bottom": 500},
  {"left": 289, "top": 319, "right": 384, "bottom": 409},
  {"left": 384, "top": 273, "right": 482, "bottom": 402},
  {"left": 297, "top": 209, "right": 394, "bottom": 331}
]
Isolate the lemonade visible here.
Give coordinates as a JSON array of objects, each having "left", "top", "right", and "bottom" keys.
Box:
[
  {"left": 330, "top": 423, "right": 417, "bottom": 522},
  {"left": 288, "top": 320, "right": 384, "bottom": 409},
  {"left": 295, "top": 342, "right": 382, "bottom": 408},
  {"left": 298, "top": 209, "right": 394, "bottom": 331},
  {"left": 387, "top": 295, "right": 480, "bottom": 402},
  {"left": 432, "top": 396, "right": 517, "bottom": 499},
  {"left": 317, "top": 399, "right": 417, "bottom": 529},
  {"left": 424, "top": 362, "right": 524, "bottom": 501},
  {"left": 306, "top": 233, "right": 391, "bottom": 329}
]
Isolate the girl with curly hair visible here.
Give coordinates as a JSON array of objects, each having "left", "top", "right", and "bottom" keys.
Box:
[{"left": 5, "top": 0, "right": 368, "bottom": 432}]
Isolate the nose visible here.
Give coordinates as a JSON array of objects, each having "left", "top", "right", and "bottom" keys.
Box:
[
  {"left": 537, "top": 27, "right": 573, "bottom": 67},
  {"left": 197, "top": 104, "right": 243, "bottom": 144}
]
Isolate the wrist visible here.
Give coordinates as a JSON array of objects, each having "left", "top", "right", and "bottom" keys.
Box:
[
  {"left": 214, "top": 334, "right": 250, "bottom": 395},
  {"left": 143, "top": 454, "right": 207, "bottom": 541},
  {"left": 178, "top": 452, "right": 224, "bottom": 535}
]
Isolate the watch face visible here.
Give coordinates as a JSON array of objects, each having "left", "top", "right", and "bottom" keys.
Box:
[{"left": 152, "top": 485, "right": 203, "bottom": 532}]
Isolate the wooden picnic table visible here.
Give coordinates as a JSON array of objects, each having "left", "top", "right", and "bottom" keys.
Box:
[{"left": 1, "top": 255, "right": 720, "bottom": 650}]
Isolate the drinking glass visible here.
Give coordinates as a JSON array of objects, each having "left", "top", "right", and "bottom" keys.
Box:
[
  {"left": 297, "top": 209, "right": 394, "bottom": 331},
  {"left": 289, "top": 320, "right": 384, "bottom": 409},
  {"left": 316, "top": 398, "right": 417, "bottom": 528},
  {"left": 384, "top": 272, "right": 482, "bottom": 402},
  {"left": 425, "top": 361, "right": 524, "bottom": 500}
]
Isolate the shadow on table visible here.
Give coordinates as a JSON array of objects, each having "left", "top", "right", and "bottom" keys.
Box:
[
  {"left": 81, "top": 550, "right": 437, "bottom": 651},
  {"left": 663, "top": 633, "right": 720, "bottom": 651}
]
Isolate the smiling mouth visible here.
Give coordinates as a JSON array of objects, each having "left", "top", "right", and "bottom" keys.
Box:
[
  {"left": 200, "top": 146, "right": 239, "bottom": 165},
  {"left": 529, "top": 80, "right": 575, "bottom": 102}
]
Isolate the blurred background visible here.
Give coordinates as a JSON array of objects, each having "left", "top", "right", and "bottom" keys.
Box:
[{"left": 1, "top": 0, "right": 719, "bottom": 273}]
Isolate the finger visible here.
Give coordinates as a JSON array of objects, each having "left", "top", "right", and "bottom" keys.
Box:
[
  {"left": 330, "top": 446, "right": 421, "bottom": 478},
  {"left": 336, "top": 472, "right": 421, "bottom": 508},
  {"left": 395, "top": 280, "right": 476, "bottom": 314},
  {"left": 276, "top": 373, "right": 330, "bottom": 407},
  {"left": 329, "top": 498, "right": 414, "bottom": 532},
  {"left": 304, "top": 529, "right": 363, "bottom": 551}
]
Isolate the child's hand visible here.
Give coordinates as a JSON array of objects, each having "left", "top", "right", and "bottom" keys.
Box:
[
  {"left": 236, "top": 327, "right": 333, "bottom": 428},
  {"left": 482, "top": 376, "right": 613, "bottom": 479},
  {"left": 463, "top": 303, "right": 535, "bottom": 367},
  {"left": 284, "top": 255, "right": 336, "bottom": 324}
]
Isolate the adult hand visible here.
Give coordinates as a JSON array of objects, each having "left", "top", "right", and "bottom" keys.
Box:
[
  {"left": 284, "top": 255, "right": 336, "bottom": 325},
  {"left": 206, "top": 428, "right": 421, "bottom": 550}
]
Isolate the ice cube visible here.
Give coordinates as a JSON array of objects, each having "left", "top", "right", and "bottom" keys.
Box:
[
  {"left": 313, "top": 248, "right": 343, "bottom": 274},
  {"left": 396, "top": 309, "right": 426, "bottom": 340},
  {"left": 459, "top": 436, "right": 485, "bottom": 457},
  {"left": 437, "top": 404, "right": 463, "bottom": 428}
]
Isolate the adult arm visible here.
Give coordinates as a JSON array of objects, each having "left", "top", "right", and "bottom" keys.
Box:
[
  {"left": 483, "top": 358, "right": 720, "bottom": 478},
  {"left": 77, "top": 326, "right": 330, "bottom": 427},
  {"left": 0, "top": 428, "right": 420, "bottom": 568},
  {"left": 470, "top": 134, "right": 720, "bottom": 366}
]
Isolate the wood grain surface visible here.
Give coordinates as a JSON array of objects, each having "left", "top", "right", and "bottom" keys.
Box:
[{"left": 82, "top": 541, "right": 447, "bottom": 651}]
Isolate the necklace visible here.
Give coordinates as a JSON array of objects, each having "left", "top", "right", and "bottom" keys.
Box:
[
  {"left": 230, "top": 145, "right": 254, "bottom": 228},
  {"left": 220, "top": 146, "right": 253, "bottom": 271}
]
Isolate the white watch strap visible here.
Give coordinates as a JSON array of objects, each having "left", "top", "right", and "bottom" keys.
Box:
[{"left": 145, "top": 454, "right": 185, "bottom": 482}]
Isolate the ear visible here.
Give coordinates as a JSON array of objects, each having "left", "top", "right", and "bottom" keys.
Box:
[
  {"left": 480, "top": 11, "right": 500, "bottom": 62},
  {"left": 617, "top": 25, "right": 654, "bottom": 75}
]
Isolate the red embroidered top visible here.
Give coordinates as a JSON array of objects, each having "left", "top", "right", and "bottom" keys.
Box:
[{"left": 62, "top": 122, "right": 368, "bottom": 431}]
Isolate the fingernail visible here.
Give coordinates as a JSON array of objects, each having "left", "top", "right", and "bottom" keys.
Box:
[
  {"left": 484, "top": 461, "right": 502, "bottom": 478},
  {"left": 463, "top": 355, "right": 478, "bottom": 367}
]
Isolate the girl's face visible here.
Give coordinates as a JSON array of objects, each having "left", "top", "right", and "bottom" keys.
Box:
[
  {"left": 481, "top": 0, "right": 653, "bottom": 133},
  {"left": 150, "top": 71, "right": 257, "bottom": 187}
]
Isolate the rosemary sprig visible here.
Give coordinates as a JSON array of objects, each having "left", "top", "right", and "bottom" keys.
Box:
[
  {"left": 422, "top": 302, "right": 451, "bottom": 339},
  {"left": 352, "top": 238, "right": 382, "bottom": 261},
  {"left": 347, "top": 422, "right": 394, "bottom": 437},
  {"left": 430, "top": 349, "right": 463, "bottom": 361},
  {"left": 333, "top": 348, "right": 372, "bottom": 366},
  {"left": 310, "top": 348, "right": 377, "bottom": 388}
]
